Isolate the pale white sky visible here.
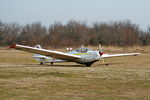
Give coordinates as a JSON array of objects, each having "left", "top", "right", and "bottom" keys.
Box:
[{"left": 0, "top": 0, "right": 150, "bottom": 30}]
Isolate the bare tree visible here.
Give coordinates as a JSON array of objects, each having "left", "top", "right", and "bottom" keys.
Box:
[{"left": 0, "top": 20, "right": 149, "bottom": 47}]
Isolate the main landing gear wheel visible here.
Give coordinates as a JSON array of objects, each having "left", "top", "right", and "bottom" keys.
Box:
[{"left": 51, "top": 62, "right": 53, "bottom": 65}]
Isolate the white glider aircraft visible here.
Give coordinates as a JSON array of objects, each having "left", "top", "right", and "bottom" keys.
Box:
[{"left": 9, "top": 44, "right": 140, "bottom": 66}]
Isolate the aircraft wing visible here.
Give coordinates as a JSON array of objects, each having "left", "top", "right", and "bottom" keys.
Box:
[
  {"left": 102, "top": 53, "right": 140, "bottom": 58},
  {"left": 9, "top": 44, "right": 81, "bottom": 61}
]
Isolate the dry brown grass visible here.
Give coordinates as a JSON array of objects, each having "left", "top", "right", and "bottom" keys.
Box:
[
  {"left": 0, "top": 49, "right": 35, "bottom": 64},
  {"left": 0, "top": 46, "right": 150, "bottom": 100}
]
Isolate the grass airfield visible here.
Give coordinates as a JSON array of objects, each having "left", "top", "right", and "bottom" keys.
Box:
[{"left": 0, "top": 49, "right": 150, "bottom": 100}]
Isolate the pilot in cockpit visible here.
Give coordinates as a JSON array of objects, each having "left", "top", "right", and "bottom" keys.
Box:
[{"left": 75, "top": 48, "right": 90, "bottom": 53}]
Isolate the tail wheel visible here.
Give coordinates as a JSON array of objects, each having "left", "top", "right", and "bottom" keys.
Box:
[{"left": 40, "top": 62, "right": 44, "bottom": 65}]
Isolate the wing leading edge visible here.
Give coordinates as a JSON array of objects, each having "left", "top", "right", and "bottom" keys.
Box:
[
  {"left": 9, "top": 44, "right": 81, "bottom": 61},
  {"left": 102, "top": 53, "right": 140, "bottom": 58}
]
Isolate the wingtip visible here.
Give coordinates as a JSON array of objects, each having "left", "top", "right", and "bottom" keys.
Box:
[
  {"left": 134, "top": 53, "right": 141, "bottom": 56},
  {"left": 9, "top": 44, "right": 16, "bottom": 48}
]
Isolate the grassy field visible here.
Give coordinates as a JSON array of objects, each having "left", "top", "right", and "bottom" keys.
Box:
[{"left": 0, "top": 48, "right": 150, "bottom": 100}]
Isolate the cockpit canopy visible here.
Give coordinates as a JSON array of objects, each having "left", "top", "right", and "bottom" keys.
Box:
[{"left": 75, "top": 48, "right": 92, "bottom": 53}]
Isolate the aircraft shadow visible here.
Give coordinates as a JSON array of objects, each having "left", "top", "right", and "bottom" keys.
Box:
[
  {"left": 50, "top": 64, "right": 83, "bottom": 67},
  {"left": 0, "top": 62, "right": 122, "bottom": 69},
  {"left": 0, "top": 63, "right": 84, "bottom": 68},
  {"left": 97, "top": 62, "right": 122, "bottom": 66}
]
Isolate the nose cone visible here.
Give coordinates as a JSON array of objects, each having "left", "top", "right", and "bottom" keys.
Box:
[{"left": 99, "top": 52, "right": 104, "bottom": 56}]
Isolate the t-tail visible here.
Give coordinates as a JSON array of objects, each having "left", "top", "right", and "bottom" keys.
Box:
[{"left": 33, "top": 45, "right": 52, "bottom": 64}]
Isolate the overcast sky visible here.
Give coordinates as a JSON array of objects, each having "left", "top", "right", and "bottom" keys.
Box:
[{"left": 0, "top": 0, "right": 150, "bottom": 30}]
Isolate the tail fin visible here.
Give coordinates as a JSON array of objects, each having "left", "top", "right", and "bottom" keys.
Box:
[
  {"left": 33, "top": 44, "right": 43, "bottom": 62},
  {"left": 34, "top": 44, "right": 42, "bottom": 49}
]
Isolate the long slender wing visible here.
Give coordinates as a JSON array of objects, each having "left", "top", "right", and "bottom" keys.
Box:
[
  {"left": 102, "top": 53, "right": 140, "bottom": 58},
  {"left": 9, "top": 44, "right": 81, "bottom": 61}
]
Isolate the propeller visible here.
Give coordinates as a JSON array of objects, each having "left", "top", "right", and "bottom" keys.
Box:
[
  {"left": 81, "top": 44, "right": 84, "bottom": 48},
  {"left": 99, "top": 44, "right": 105, "bottom": 63}
]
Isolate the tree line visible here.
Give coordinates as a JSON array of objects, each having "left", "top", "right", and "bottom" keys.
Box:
[{"left": 0, "top": 20, "right": 150, "bottom": 48}]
